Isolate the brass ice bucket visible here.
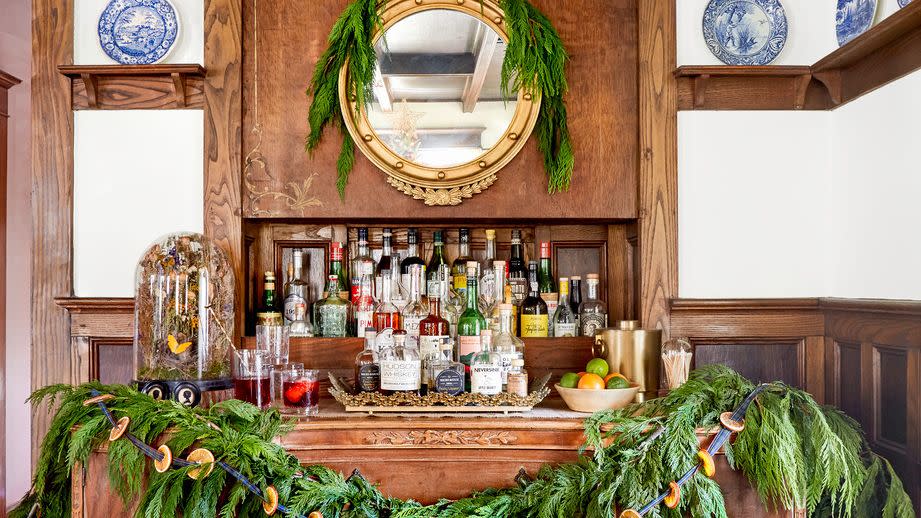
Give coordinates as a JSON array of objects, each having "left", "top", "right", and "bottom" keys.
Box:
[{"left": 592, "top": 321, "right": 662, "bottom": 402}]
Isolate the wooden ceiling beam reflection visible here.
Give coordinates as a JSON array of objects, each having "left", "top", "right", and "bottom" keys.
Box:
[{"left": 462, "top": 32, "right": 499, "bottom": 113}]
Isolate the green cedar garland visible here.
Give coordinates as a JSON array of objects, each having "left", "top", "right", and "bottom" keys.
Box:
[
  {"left": 306, "top": 0, "right": 574, "bottom": 199},
  {"left": 11, "top": 366, "right": 914, "bottom": 518}
]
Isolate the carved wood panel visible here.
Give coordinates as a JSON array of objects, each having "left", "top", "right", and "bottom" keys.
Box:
[{"left": 693, "top": 340, "right": 804, "bottom": 388}]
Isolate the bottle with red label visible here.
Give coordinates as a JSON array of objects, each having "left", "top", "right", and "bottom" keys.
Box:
[
  {"left": 352, "top": 262, "right": 376, "bottom": 336},
  {"left": 373, "top": 271, "right": 402, "bottom": 332},
  {"left": 350, "top": 228, "right": 374, "bottom": 304}
]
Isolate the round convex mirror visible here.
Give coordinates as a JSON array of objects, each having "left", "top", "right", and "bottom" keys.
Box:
[{"left": 367, "top": 10, "right": 516, "bottom": 168}]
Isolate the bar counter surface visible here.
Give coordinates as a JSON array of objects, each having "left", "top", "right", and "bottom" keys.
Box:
[{"left": 72, "top": 399, "right": 792, "bottom": 517}]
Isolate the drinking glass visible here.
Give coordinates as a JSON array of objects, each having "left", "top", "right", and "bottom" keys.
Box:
[
  {"left": 256, "top": 324, "right": 290, "bottom": 364},
  {"left": 278, "top": 367, "right": 320, "bottom": 416},
  {"left": 271, "top": 362, "right": 304, "bottom": 411},
  {"left": 233, "top": 349, "right": 272, "bottom": 408}
]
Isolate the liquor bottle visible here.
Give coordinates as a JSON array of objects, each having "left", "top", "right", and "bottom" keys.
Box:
[
  {"left": 456, "top": 261, "right": 487, "bottom": 368},
  {"left": 579, "top": 273, "right": 608, "bottom": 336},
  {"left": 569, "top": 276, "right": 582, "bottom": 332},
  {"left": 419, "top": 290, "right": 449, "bottom": 392},
  {"left": 553, "top": 278, "right": 577, "bottom": 337},
  {"left": 314, "top": 274, "right": 352, "bottom": 337},
  {"left": 519, "top": 261, "right": 549, "bottom": 337},
  {"left": 429, "top": 339, "right": 464, "bottom": 395},
  {"left": 506, "top": 359, "right": 528, "bottom": 397},
  {"left": 451, "top": 228, "right": 474, "bottom": 298},
  {"left": 329, "top": 242, "right": 348, "bottom": 296},
  {"left": 478, "top": 231, "right": 499, "bottom": 315},
  {"left": 507, "top": 229, "right": 528, "bottom": 305},
  {"left": 537, "top": 242, "right": 559, "bottom": 319},
  {"left": 354, "top": 327, "right": 380, "bottom": 393},
  {"left": 503, "top": 283, "right": 518, "bottom": 336},
  {"left": 493, "top": 303, "right": 524, "bottom": 387},
  {"left": 373, "top": 272, "right": 402, "bottom": 332},
  {"left": 351, "top": 228, "right": 375, "bottom": 304},
  {"left": 353, "top": 262, "right": 376, "bottom": 336},
  {"left": 487, "top": 260, "right": 507, "bottom": 331},
  {"left": 470, "top": 330, "right": 502, "bottom": 395},
  {"left": 284, "top": 249, "right": 311, "bottom": 336},
  {"left": 256, "top": 271, "right": 284, "bottom": 326},
  {"left": 379, "top": 330, "right": 421, "bottom": 395},
  {"left": 426, "top": 230, "right": 450, "bottom": 299},
  {"left": 389, "top": 251, "right": 408, "bottom": 311},
  {"left": 401, "top": 265, "right": 426, "bottom": 349},
  {"left": 400, "top": 228, "right": 426, "bottom": 297},
  {"left": 375, "top": 228, "right": 395, "bottom": 299}
]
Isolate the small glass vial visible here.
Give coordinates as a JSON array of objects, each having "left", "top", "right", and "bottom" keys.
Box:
[
  {"left": 470, "top": 330, "right": 502, "bottom": 395},
  {"left": 506, "top": 359, "right": 528, "bottom": 397},
  {"left": 429, "top": 338, "right": 464, "bottom": 395},
  {"left": 354, "top": 327, "right": 380, "bottom": 393},
  {"left": 379, "top": 330, "right": 421, "bottom": 395}
]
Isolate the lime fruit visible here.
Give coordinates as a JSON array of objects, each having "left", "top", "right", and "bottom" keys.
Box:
[
  {"left": 560, "top": 372, "right": 580, "bottom": 388},
  {"left": 606, "top": 376, "right": 630, "bottom": 389},
  {"left": 585, "top": 358, "right": 610, "bottom": 378}
]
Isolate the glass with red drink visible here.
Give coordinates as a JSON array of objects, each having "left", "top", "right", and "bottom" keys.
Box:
[
  {"left": 277, "top": 367, "right": 320, "bottom": 416},
  {"left": 233, "top": 350, "right": 272, "bottom": 408}
]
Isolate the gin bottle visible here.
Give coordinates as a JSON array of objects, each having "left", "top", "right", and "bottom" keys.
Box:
[
  {"left": 379, "top": 330, "right": 421, "bottom": 395},
  {"left": 470, "top": 330, "right": 502, "bottom": 395},
  {"left": 507, "top": 229, "right": 528, "bottom": 305},
  {"left": 579, "top": 273, "right": 608, "bottom": 336},
  {"left": 456, "top": 262, "right": 487, "bottom": 367},
  {"left": 519, "top": 261, "right": 549, "bottom": 338},
  {"left": 352, "top": 262, "right": 376, "bottom": 336},
  {"left": 314, "top": 274, "right": 351, "bottom": 337},
  {"left": 426, "top": 230, "right": 450, "bottom": 299},
  {"left": 553, "top": 277, "right": 577, "bottom": 337}
]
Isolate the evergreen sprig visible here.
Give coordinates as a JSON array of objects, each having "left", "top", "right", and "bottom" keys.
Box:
[
  {"left": 306, "top": 0, "right": 574, "bottom": 198},
  {"left": 11, "top": 367, "right": 916, "bottom": 518}
]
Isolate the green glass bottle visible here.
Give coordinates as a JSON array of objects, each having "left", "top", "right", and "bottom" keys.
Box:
[
  {"left": 456, "top": 261, "right": 487, "bottom": 371},
  {"left": 426, "top": 230, "right": 450, "bottom": 298},
  {"left": 329, "top": 242, "right": 348, "bottom": 296}
]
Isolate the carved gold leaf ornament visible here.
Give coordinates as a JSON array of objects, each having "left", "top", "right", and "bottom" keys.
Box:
[
  {"left": 386, "top": 175, "right": 497, "bottom": 206},
  {"left": 244, "top": 125, "right": 323, "bottom": 216},
  {"left": 364, "top": 430, "right": 518, "bottom": 446}
]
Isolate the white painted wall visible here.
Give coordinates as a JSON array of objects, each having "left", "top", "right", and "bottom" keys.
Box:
[
  {"left": 73, "top": 110, "right": 204, "bottom": 297},
  {"left": 74, "top": 0, "right": 204, "bottom": 65}
]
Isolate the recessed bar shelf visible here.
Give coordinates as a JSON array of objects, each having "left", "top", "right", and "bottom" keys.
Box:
[{"left": 57, "top": 64, "right": 206, "bottom": 110}]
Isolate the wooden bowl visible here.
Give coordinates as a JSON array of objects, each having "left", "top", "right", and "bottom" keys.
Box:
[{"left": 554, "top": 383, "right": 641, "bottom": 413}]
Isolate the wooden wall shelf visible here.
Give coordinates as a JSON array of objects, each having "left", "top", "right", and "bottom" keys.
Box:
[
  {"left": 57, "top": 64, "right": 206, "bottom": 110},
  {"left": 677, "top": 0, "right": 921, "bottom": 111}
]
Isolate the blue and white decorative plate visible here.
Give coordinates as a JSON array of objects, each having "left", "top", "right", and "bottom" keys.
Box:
[
  {"left": 836, "top": 0, "right": 878, "bottom": 47},
  {"left": 898, "top": 0, "right": 912, "bottom": 8},
  {"left": 703, "top": 0, "right": 788, "bottom": 65},
  {"left": 98, "top": 0, "right": 179, "bottom": 65}
]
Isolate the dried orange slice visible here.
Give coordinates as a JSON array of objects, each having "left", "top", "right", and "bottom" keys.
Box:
[
  {"left": 719, "top": 411, "right": 745, "bottom": 433},
  {"left": 186, "top": 448, "right": 215, "bottom": 480},
  {"left": 167, "top": 334, "right": 193, "bottom": 354},
  {"left": 307, "top": 512, "right": 324, "bottom": 518},
  {"left": 619, "top": 509, "right": 641, "bottom": 518},
  {"left": 83, "top": 394, "right": 115, "bottom": 406},
  {"left": 108, "top": 416, "right": 130, "bottom": 442},
  {"left": 262, "top": 485, "right": 279, "bottom": 515},
  {"left": 698, "top": 450, "right": 716, "bottom": 478},
  {"left": 154, "top": 445, "right": 172, "bottom": 473},
  {"left": 664, "top": 481, "right": 681, "bottom": 509}
]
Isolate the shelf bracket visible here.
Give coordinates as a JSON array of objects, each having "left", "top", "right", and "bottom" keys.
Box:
[
  {"left": 692, "top": 74, "right": 710, "bottom": 108},
  {"left": 170, "top": 72, "right": 186, "bottom": 108},
  {"left": 813, "top": 70, "right": 842, "bottom": 107},
  {"left": 80, "top": 73, "right": 99, "bottom": 109},
  {"left": 793, "top": 74, "right": 812, "bottom": 110}
]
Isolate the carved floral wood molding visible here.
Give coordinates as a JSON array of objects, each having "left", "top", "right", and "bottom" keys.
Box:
[{"left": 364, "top": 430, "right": 518, "bottom": 446}]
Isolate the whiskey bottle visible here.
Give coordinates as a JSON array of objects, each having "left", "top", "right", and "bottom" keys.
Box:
[
  {"left": 400, "top": 228, "right": 426, "bottom": 297},
  {"left": 553, "top": 277, "right": 577, "bottom": 337},
  {"left": 456, "top": 262, "right": 487, "bottom": 367},
  {"left": 375, "top": 228, "right": 395, "bottom": 299},
  {"left": 537, "top": 242, "right": 559, "bottom": 320},
  {"left": 284, "top": 249, "right": 311, "bottom": 336},
  {"left": 379, "top": 330, "right": 421, "bottom": 395},
  {"left": 493, "top": 303, "right": 524, "bottom": 387},
  {"left": 519, "top": 261, "right": 549, "bottom": 337},
  {"left": 569, "top": 276, "right": 582, "bottom": 332},
  {"left": 451, "top": 228, "right": 474, "bottom": 298},
  {"left": 255, "top": 271, "right": 283, "bottom": 326},
  {"left": 470, "top": 330, "right": 502, "bottom": 395},
  {"left": 429, "top": 339, "right": 464, "bottom": 395},
  {"left": 329, "top": 242, "right": 348, "bottom": 296},
  {"left": 314, "top": 274, "right": 351, "bottom": 337},
  {"left": 507, "top": 229, "right": 528, "bottom": 305},
  {"left": 354, "top": 327, "right": 380, "bottom": 393},
  {"left": 353, "top": 262, "right": 376, "bottom": 336},
  {"left": 373, "top": 272, "right": 402, "bottom": 332},
  {"left": 579, "top": 273, "right": 608, "bottom": 336},
  {"left": 351, "top": 228, "right": 375, "bottom": 304},
  {"left": 418, "top": 289, "right": 449, "bottom": 392},
  {"left": 401, "top": 265, "right": 426, "bottom": 349}
]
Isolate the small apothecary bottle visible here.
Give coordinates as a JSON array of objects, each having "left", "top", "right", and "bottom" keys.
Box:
[
  {"left": 429, "top": 338, "right": 464, "bottom": 396},
  {"left": 506, "top": 359, "right": 528, "bottom": 397}
]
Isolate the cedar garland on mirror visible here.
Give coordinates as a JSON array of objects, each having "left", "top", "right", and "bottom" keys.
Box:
[{"left": 306, "top": 0, "right": 573, "bottom": 200}]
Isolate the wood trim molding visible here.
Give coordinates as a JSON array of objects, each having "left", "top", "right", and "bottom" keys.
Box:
[
  {"left": 54, "top": 297, "right": 134, "bottom": 313},
  {"left": 671, "top": 298, "right": 822, "bottom": 312}
]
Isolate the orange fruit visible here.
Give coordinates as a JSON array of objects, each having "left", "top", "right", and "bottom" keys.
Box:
[
  {"left": 577, "top": 373, "right": 605, "bottom": 390},
  {"left": 604, "top": 373, "right": 627, "bottom": 383},
  {"left": 577, "top": 371, "right": 587, "bottom": 378}
]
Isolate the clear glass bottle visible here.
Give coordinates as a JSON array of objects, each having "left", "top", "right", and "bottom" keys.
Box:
[
  {"left": 493, "top": 303, "right": 524, "bottom": 387},
  {"left": 389, "top": 251, "right": 408, "bottom": 311},
  {"left": 456, "top": 261, "right": 487, "bottom": 367},
  {"left": 314, "top": 274, "right": 352, "bottom": 337},
  {"left": 519, "top": 261, "right": 549, "bottom": 337},
  {"left": 401, "top": 265, "right": 426, "bottom": 349},
  {"left": 537, "top": 242, "right": 558, "bottom": 320},
  {"left": 351, "top": 228, "right": 375, "bottom": 304},
  {"left": 375, "top": 228, "right": 395, "bottom": 299},
  {"left": 579, "top": 273, "right": 608, "bottom": 336},
  {"left": 478, "top": 230, "right": 498, "bottom": 313},
  {"left": 353, "top": 262, "right": 376, "bottom": 336},
  {"left": 379, "top": 330, "right": 421, "bottom": 395},
  {"left": 553, "top": 277, "right": 578, "bottom": 337},
  {"left": 285, "top": 249, "right": 312, "bottom": 337},
  {"left": 373, "top": 272, "right": 402, "bottom": 332},
  {"left": 506, "top": 359, "right": 528, "bottom": 397},
  {"left": 426, "top": 230, "right": 450, "bottom": 299},
  {"left": 451, "top": 228, "right": 473, "bottom": 298},
  {"left": 329, "top": 242, "right": 348, "bottom": 296},
  {"left": 400, "top": 228, "right": 426, "bottom": 297},
  {"left": 507, "top": 229, "right": 528, "bottom": 305},
  {"left": 470, "top": 330, "right": 502, "bottom": 395},
  {"left": 569, "top": 276, "right": 582, "bottom": 333},
  {"left": 487, "top": 260, "right": 507, "bottom": 331},
  {"left": 354, "top": 327, "right": 380, "bottom": 393},
  {"left": 418, "top": 291, "right": 449, "bottom": 393},
  {"left": 429, "top": 338, "right": 464, "bottom": 395}
]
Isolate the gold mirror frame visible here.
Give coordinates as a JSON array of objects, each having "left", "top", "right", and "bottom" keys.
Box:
[{"left": 339, "top": 0, "right": 541, "bottom": 206}]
